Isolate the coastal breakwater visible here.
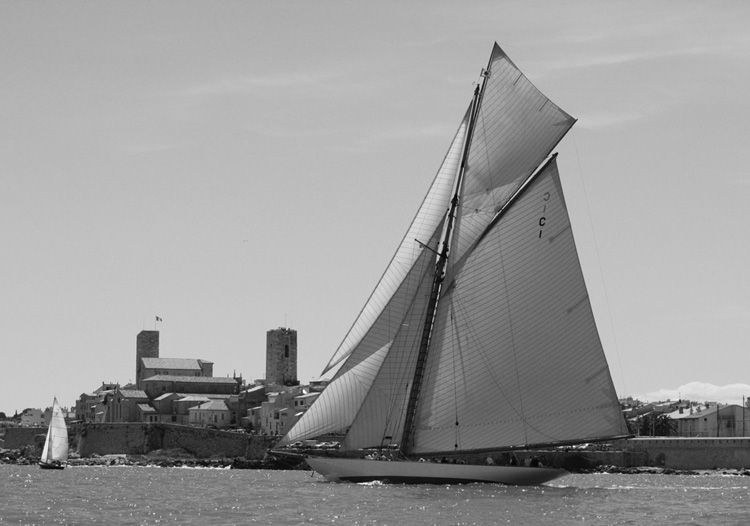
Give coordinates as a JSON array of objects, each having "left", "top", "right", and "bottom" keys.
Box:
[
  {"left": 5, "top": 426, "right": 750, "bottom": 471},
  {"left": 624, "top": 437, "right": 750, "bottom": 470},
  {"left": 76, "top": 423, "right": 276, "bottom": 459},
  {"left": 532, "top": 438, "right": 750, "bottom": 471},
  {"left": 2, "top": 423, "right": 277, "bottom": 460}
]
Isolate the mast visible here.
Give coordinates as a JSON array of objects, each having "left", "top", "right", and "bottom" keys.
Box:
[{"left": 401, "top": 73, "right": 488, "bottom": 455}]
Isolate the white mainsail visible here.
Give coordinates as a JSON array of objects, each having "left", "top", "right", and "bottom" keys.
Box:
[
  {"left": 279, "top": 43, "right": 626, "bottom": 460},
  {"left": 41, "top": 397, "right": 68, "bottom": 464},
  {"left": 411, "top": 158, "right": 627, "bottom": 453}
]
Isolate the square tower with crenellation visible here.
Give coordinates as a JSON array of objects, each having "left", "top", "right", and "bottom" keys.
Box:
[
  {"left": 136, "top": 330, "right": 159, "bottom": 389},
  {"left": 265, "top": 327, "right": 298, "bottom": 386}
]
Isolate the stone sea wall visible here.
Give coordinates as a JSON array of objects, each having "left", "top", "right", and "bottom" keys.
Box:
[
  {"left": 6, "top": 425, "right": 750, "bottom": 471},
  {"left": 1, "top": 427, "right": 47, "bottom": 449},
  {"left": 624, "top": 437, "right": 750, "bottom": 470},
  {"left": 76, "top": 423, "right": 276, "bottom": 459}
]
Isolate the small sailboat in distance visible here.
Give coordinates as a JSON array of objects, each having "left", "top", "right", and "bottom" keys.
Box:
[
  {"left": 277, "top": 43, "right": 629, "bottom": 485},
  {"left": 39, "top": 397, "right": 68, "bottom": 470}
]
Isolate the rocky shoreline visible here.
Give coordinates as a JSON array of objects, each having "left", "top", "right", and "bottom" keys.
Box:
[
  {"left": 4, "top": 447, "right": 750, "bottom": 476},
  {"left": 583, "top": 464, "right": 750, "bottom": 477},
  {"left": 0, "top": 447, "right": 305, "bottom": 470}
]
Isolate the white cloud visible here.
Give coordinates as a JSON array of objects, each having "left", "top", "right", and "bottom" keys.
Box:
[{"left": 636, "top": 382, "right": 750, "bottom": 405}]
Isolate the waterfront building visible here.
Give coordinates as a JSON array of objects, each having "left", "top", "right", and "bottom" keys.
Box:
[
  {"left": 308, "top": 378, "right": 329, "bottom": 393},
  {"left": 293, "top": 392, "right": 320, "bottom": 413},
  {"left": 75, "top": 383, "right": 120, "bottom": 422},
  {"left": 257, "top": 387, "right": 304, "bottom": 436},
  {"left": 100, "top": 388, "right": 149, "bottom": 423},
  {"left": 140, "top": 357, "right": 214, "bottom": 379},
  {"left": 668, "top": 403, "right": 750, "bottom": 437},
  {"left": 188, "top": 399, "right": 231, "bottom": 428},
  {"left": 138, "top": 403, "right": 158, "bottom": 423},
  {"left": 19, "top": 408, "right": 43, "bottom": 427},
  {"left": 147, "top": 393, "right": 233, "bottom": 425},
  {"left": 141, "top": 375, "right": 241, "bottom": 399}
]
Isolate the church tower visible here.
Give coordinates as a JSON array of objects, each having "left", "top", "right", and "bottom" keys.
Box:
[
  {"left": 265, "top": 327, "right": 298, "bottom": 386},
  {"left": 136, "top": 330, "right": 159, "bottom": 389}
]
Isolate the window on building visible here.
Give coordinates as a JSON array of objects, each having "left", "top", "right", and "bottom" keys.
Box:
[{"left": 284, "top": 345, "right": 289, "bottom": 358}]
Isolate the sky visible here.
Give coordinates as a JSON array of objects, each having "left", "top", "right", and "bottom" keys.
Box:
[{"left": 1, "top": 1, "right": 749, "bottom": 415}]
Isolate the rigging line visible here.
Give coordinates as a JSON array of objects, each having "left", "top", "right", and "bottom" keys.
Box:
[
  {"left": 401, "top": 81, "right": 485, "bottom": 454},
  {"left": 376, "top": 257, "right": 437, "bottom": 449},
  {"left": 571, "top": 133, "right": 628, "bottom": 397},
  {"left": 451, "top": 289, "right": 565, "bottom": 444},
  {"left": 448, "top": 302, "right": 464, "bottom": 451},
  {"left": 493, "top": 229, "right": 528, "bottom": 444},
  {"left": 449, "top": 279, "right": 526, "bottom": 422},
  {"left": 414, "top": 238, "right": 440, "bottom": 257},
  {"left": 477, "top": 94, "right": 493, "bottom": 193}
]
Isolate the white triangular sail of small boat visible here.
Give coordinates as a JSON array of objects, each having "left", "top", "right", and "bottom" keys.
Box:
[{"left": 41, "top": 397, "right": 68, "bottom": 464}]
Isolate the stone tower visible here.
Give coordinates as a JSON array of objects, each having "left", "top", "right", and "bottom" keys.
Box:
[
  {"left": 265, "top": 327, "right": 298, "bottom": 386},
  {"left": 136, "top": 330, "right": 159, "bottom": 389}
]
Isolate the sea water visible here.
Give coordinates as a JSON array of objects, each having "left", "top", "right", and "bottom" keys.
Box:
[{"left": 1, "top": 465, "right": 748, "bottom": 525}]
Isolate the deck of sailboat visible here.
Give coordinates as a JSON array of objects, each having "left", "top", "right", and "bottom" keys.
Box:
[{"left": 305, "top": 456, "right": 567, "bottom": 485}]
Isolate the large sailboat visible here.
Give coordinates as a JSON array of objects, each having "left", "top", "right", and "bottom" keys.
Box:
[
  {"left": 39, "top": 397, "right": 68, "bottom": 470},
  {"left": 278, "top": 43, "right": 629, "bottom": 485}
]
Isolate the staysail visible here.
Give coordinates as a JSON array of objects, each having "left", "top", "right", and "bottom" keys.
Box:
[
  {"left": 279, "top": 110, "right": 469, "bottom": 446},
  {"left": 321, "top": 108, "right": 471, "bottom": 377},
  {"left": 280, "top": 224, "right": 441, "bottom": 444}
]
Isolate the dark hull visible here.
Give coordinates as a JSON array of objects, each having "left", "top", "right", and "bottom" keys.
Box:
[
  {"left": 306, "top": 456, "right": 566, "bottom": 485},
  {"left": 39, "top": 461, "right": 65, "bottom": 470}
]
